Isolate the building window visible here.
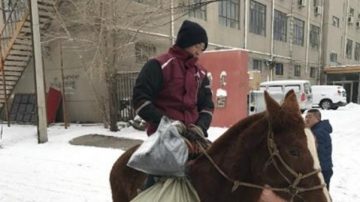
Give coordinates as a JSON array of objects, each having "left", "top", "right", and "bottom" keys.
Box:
[
  {"left": 332, "top": 16, "right": 340, "bottom": 27},
  {"left": 188, "top": 0, "right": 207, "bottom": 20},
  {"left": 355, "top": 43, "right": 360, "bottom": 61},
  {"left": 313, "top": 0, "right": 319, "bottom": 6},
  {"left": 274, "top": 10, "right": 287, "bottom": 42},
  {"left": 346, "top": 39, "right": 353, "bottom": 59},
  {"left": 275, "top": 63, "right": 284, "bottom": 75},
  {"left": 293, "top": 18, "right": 304, "bottom": 46},
  {"left": 349, "top": 8, "right": 355, "bottom": 16},
  {"left": 294, "top": 65, "right": 301, "bottom": 77},
  {"left": 135, "top": 42, "right": 156, "bottom": 63},
  {"left": 330, "top": 52, "right": 337, "bottom": 63},
  {"left": 310, "top": 67, "right": 317, "bottom": 78},
  {"left": 253, "top": 59, "right": 263, "bottom": 71},
  {"left": 249, "top": 0, "right": 266, "bottom": 36},
  {"left": 310, "top": 24, "right": 320, "bottom": 49},
  {"left": 219, "top": 0, "right": 240, "bottom": 29}
]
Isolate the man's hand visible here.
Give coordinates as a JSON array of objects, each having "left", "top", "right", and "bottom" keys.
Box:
[
  {"left": 171, "top": 120, "right": 186, "bottom": 135},
  {"left": 185, "top": 124, "right": 210, "bottom": 150},
  {"left": 258, "top": 187, "right": 286, "bottom": 202}
]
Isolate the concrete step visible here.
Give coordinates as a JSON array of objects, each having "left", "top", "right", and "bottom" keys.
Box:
[
  {"left": 9, "top": 49, "right": 32, "bottom": 57},
  {"left": 4, "top": 61, "right": 28, "bottom": 67},
  {"left": 3, "top": 66, "right": 25, "bottom": 72}
]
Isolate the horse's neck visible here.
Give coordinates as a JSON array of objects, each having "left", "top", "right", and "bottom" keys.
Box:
[
  {"left": 188, "top": 114, "right": 267, "bottom": 201},
  {"left": 188, "top": 138, "right": 253, "bottom": 201}
]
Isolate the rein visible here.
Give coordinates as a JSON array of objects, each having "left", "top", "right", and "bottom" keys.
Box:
[{"left": 197, "top": 122, "right": 326, "bottom": 201}]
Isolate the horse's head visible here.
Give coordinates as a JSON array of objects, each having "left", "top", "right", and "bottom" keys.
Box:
[
  {"left": 249, "top": 90, "right": 331, "bottom": 202},
  {"left": 189, "top": 90, "right": 331, "bottom": 202}
]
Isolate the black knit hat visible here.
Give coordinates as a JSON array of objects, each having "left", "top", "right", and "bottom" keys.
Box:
[{"left": 175, "top": 20, "right": 208, "bottom": 51}]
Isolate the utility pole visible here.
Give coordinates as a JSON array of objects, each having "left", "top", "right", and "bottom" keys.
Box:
[{"left": 29, "top": 0, "right": 48, "bottom": 143}]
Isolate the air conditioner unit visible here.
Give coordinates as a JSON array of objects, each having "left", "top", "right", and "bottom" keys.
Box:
[
  {"left": 298, "top": 0, "right": 306, "bottom": 7},
  {"left": 348, "top": 16, "right": 355, "bottom": 24},
  {"left": 315, "top": 6, "right": 322, "bottom": 16}
]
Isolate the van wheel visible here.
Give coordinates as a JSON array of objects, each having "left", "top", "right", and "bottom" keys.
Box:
[{"left": 320, "top": 100, "right": 332, "bottom": 110}]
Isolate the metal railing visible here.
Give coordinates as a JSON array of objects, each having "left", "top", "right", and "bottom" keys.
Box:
[
  {"left": 115, "top": 71, "right": 139, "bottom": 122},
  {"left": 0, "top": 0, "right": 29, "bottom": 58}
]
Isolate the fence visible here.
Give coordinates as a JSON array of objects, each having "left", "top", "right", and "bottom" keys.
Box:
[{"left": 115, "top": 71, "right": 139, "bottom": 122}]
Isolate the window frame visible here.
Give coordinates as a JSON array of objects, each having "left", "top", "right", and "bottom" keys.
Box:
[
  {"left": 355, "top": 42, "right": 360, "bottom": 61},
  {"left": 346, "top": 39, "right": 353, "bottom": 59},
  {"left": 332, "top": 16, "right": 340, "bottom": 28},
  {"left": 310, "top": 67, "right": 317, "bottom": 78},
  {"left": 275, "top": 63, "right": 284, "bottom": 75},
  {"left": 274, "top": 10, "right": 287, "bottom": 42},
  {"left": 188, "top": 0, "right": 207, "bottom": 20},
  {"left": 294, "top": 64, "right": 301, "bottom": 77},
  {"left": 218, "top": 0, "right": 240, "bottom": 29},
  {"left": 293, "top": 17, "right": 305, "bottom": 46},
  {"left": 253, "top": 59, "right": 263, "bottom": 71},
  {"left": 330, "top": 52, "right": 338, "bottom": 63},
  {"left": 135, "top": 42, "right": 156, "bottom": 63},
  {"left": 249, "top": 0, "right": 266, "bottom": 36},
  {"left": 310, "top": 24, "right": 320, "bottom": 49}
]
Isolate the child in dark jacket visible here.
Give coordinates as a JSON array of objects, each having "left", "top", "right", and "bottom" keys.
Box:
[{"left": 305, "top": 109, "right": 333, "bottom": 190}]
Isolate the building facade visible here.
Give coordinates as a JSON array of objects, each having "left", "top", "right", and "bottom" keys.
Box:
[
  {"left": 2, "top": 0, "right": 360, "bottom": 123},
  {"left": 322, "top": 0, "right": 360, "bottom": 103}
]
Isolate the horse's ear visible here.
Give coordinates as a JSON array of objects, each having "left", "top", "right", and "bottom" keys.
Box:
[
  {"left": 282, "top": 90, "right": 300, "bottom": 113},
  {"left": 264, "top": 91, "right": 280, "bottom": 115}
]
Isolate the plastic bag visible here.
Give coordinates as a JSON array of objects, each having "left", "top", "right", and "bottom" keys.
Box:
[
  {"left": 130, "top": 177, "right": 200, "bottom": 202},
  {"left": 127, "top": 116, "right": 189, "bottom": 176}
]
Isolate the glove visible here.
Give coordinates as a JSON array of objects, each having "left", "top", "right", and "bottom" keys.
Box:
[
  {"left": 171, "top": 120, "right": 186, "bottom": 135},
  {"left": 185, "top": 124, "right": 210, "bottom": 150},
  {"left": 188, "top": 124, "right": 205, "bottom": 138}
]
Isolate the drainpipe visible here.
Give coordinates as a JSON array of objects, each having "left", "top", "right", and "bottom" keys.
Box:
[
  {"left": 344, "top": 0, "right": 349, "bottom": 59},
  {"left": 305, "top": 0, "right": 311, "bottom": 75},
  {"left": 244, "top": 0, "right": 249, "bottom": 49},
  {"left": 270, "top": 0, "right": 275, "bottom": 80},
  {"left": 289, "top": 0, "right": 295, "bottom": 61},
  {"left": 170, "top": 0, "right": 175, "bottom": 45},
  {"left": 319, "top": 0, "right": 325, "bottom": 84}
]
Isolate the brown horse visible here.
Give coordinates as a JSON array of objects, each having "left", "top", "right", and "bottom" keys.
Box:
[{"left": 110, "top": 90, "right": 331, "bottom": 202}]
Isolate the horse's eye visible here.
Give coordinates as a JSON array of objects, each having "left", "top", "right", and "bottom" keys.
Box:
[{"left": 288, "top": 148, "right": 300, "bottom": 157}]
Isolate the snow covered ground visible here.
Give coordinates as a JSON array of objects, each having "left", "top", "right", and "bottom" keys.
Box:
[{"left": 0, "top": 103, "right": 359, "bottom": 201}]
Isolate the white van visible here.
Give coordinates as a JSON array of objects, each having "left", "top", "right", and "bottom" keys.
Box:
[
  {"left": 258, "top": 80, "right": 313, "bottom": 112},
  {"left": 311, "top": 85, "right": 347, "bottom": 110}
]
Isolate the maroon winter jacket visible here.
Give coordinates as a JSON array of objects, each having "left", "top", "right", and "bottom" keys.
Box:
[{"left": 133, "top": 46, "right": 214, "bottom": 135}]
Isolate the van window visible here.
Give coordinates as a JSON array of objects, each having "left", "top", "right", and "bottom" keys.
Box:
[
  {"left": 267, "top": 85, "right": 283, "bottom": 93},
  {"left": 284, "top": 85, "right": 300, "bottom": 93},
  {"left": 259, "top": 86, "right": 266, "bottom": 91},
  {"left": 304, "top": 83, "right": 311, "bottom": 93}
]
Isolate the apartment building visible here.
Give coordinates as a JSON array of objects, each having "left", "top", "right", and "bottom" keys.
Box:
[{"left": 322, "top": 0, "right": 360, "bottom": 103}]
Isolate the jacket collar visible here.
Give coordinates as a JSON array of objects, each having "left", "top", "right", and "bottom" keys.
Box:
[{"left": 169, "top": 45, "right": 198, "bottom": 65}]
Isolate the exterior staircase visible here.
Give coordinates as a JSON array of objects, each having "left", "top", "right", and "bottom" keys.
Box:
[{"left": 0, "top": 0, "right": 54, "bottom": 118}]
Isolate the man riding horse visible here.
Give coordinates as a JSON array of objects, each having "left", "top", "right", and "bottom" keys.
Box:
[{"left": 130, "top": 20, "right": 288, "bottom": 201}]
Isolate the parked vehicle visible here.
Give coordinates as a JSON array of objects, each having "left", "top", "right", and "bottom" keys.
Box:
[
  {"left": 248, "top": 90, "right": 284, "bottom": 115},
  {"left": 311, "top": 85, "right": 347, "bottom": 110},
  {"left": 249, "top": 80, "right": 312, "bottom": 114}
]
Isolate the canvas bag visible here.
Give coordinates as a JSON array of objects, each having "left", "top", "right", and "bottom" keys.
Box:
[
  {"left": 130, "top": 177, "right": 200, "bottom": 202},
  {"left": 127, "top": 116, "right": 189, "bottom": 176}
]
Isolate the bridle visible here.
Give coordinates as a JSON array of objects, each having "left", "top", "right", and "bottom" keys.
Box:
[{"left": 197, "top": 121, "right": 326, "bottom": 202}]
